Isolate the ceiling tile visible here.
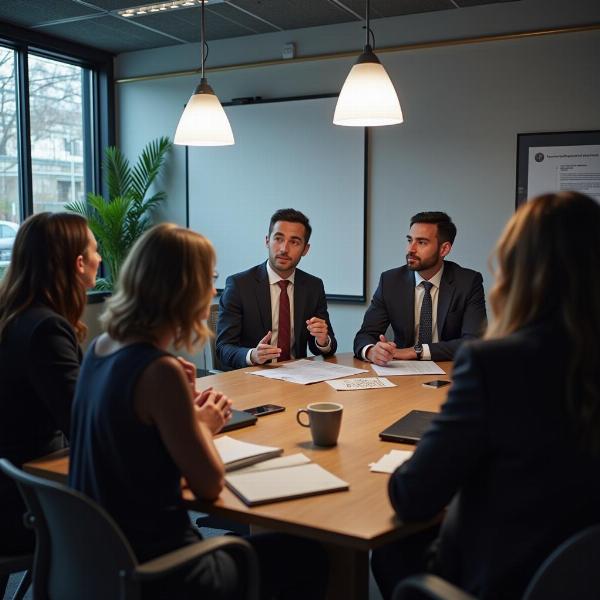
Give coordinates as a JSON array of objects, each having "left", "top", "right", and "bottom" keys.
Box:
[
  {"left": 338, "top": 0, "right": 456, "bottom": 20},
  {"left": 454, "top": 0, "right": 521, "bottom": 7},
  {"left": 231, "top": 0, "right": 355, "bottom": 30},
  {"left": 133, "top": 5, "right": 275, "bottom": 43},
  {"left": 81, "top": 0, "right": 158, "bottom": 9},
  {"left": 0, "top": 0, "right": 101, "bottom": 28},
  {"left": 209, "top": 3, "right": 278, "bottom": 34},
  {"left": 40, "top": 15, "right": 177, "bottom": 53}
]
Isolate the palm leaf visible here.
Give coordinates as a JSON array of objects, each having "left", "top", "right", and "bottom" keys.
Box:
[
  {"left": 129, "top": 136, "right": 172, "bottom": 201},
  {"left": 105, "top": 147, "right": 132, "bottom": 200}
]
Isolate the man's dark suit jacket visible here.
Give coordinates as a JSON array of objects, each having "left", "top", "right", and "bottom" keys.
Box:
[
  {"left": 216, "top": 262, "right": 337, "bottom": 370},
  {"left": 353, "top": 260, "right": 486, "bottom": 361},
  {"left": 387, "top": 320, "right": 600, "bottom": 599}
]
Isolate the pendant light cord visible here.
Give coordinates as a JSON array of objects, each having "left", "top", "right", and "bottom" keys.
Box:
[
  {"left": 364, "top": 0, "right": 375, "bottom": 50},
  {"left": 201, "top": 0, "right": 206, "bottom": 78},
  {"left": 365, "top": 0, "right": 370, "bottom": 47}
]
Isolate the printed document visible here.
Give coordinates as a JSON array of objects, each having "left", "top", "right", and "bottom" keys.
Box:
[
  {"left": 371, "top": 361, "right": 445, "bottom": 376},
  {"left": 325, "top": 377, "right": 396, "bottom": 391},
  {"left": 248, "top": 359, "right": 368, "bottom": 385}
]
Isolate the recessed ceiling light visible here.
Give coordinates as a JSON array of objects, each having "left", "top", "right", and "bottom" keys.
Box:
[{"left": 116, "top": 0, "right": 223, "bottom": 19}]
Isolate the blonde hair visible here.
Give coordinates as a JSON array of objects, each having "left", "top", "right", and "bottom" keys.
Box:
[
  {"left": 486, "top": 191, "right": 600, "bottom": 453},
  {"left": 101, "top": 223, "right": 215, "bottom": 352},
  {"left": 0, "top": 212, "right": 89, "bottom": 341}
]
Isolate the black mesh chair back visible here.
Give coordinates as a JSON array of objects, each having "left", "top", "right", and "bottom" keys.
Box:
[
  {"left": 0, "top": 459, "right": 259, "bottom": 600},
  {"left": 0, "top": 459, "right": 137, "bottom": 600},
  {"left": 524, "top": 524, "right": 600, "bottom": 600},
  {"left": 392, "top": 524, "right": 600, "bottom": 600}
]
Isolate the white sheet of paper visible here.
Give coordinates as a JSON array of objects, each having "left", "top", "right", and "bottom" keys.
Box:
[
  {"left": 233, "top": 453, "right": 311, "bottom": 474},
  {"left": 248, "top": 359, "right": 368, "bottom": 385},
  {"left": 371, "top": 361, "right": 445, "bottom": 376},
  {"left": 214, "top": 436, "right": 281, "bottom": 466},
  {"left": 369, "top": 450, "right": 414, "bottom": 473},
  {"left": 225, "top": 462, "right": 349, "bottom": 505},
  {"left": 325, "top": 377, "right": 396, "bottom": 391}
]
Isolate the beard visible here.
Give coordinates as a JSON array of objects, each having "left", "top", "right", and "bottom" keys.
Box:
[{"left": 406, "top": 253, "right": 440, "bottom": 272}]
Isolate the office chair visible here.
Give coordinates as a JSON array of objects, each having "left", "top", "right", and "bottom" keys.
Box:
[
  {"left": 0, "top": 553, "right": 31, "bottom": 600},
  {"left": 392, "top": 524, "right": 600, "bottom": 600},
  {"left": 0, "top": 459, "right": 259, "bottom": 600},
  {"left": 206, "top": 303, "right": 224, "bottom": 373}
]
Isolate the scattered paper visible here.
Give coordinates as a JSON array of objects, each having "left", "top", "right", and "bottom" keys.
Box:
[
  {"left": 371, "top": 361, "right": 446, "bottom": 376},
  {"left": 325, "top": 377, "right": 396, "bottom": 391},
  {"left": 248, "top": 359, "right": 368, "bottom": 385},
  {"left": 369, "top": 450, "right": 414, "bottom": 473}
]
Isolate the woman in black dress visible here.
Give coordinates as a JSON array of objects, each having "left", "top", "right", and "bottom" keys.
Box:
[{"left": 69, "top": 223, "right": 328, "bottom": 600}]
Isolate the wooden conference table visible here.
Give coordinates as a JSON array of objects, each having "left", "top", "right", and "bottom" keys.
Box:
[{"left": 25, "top": 353, "right": 452, "bottom": 600}]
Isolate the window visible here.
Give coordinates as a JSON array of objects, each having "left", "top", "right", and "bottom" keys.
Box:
[
  {"left": 29, "top": 54, "right": 86, "bottom": 213},
  {"left": 0, "top": 47, "right": 19, "bottom": 279},
  {"left": 0, "top": 26, "right": 113, "bottom": 280}
]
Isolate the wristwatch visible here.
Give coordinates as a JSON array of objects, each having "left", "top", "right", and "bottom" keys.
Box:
[{"left": 413, "top": 343, "right": 423, "bottom": 360}]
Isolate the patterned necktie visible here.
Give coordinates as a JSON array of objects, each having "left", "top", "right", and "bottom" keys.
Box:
[
  {"left": 418, "top": 281, "right": 433, "bottom": 345},
  {"left": 277, "top": 280, "right": 291, "bottom": 361}
]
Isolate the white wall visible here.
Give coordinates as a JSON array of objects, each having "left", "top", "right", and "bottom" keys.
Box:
[{"left": 114, "top": 0, "right": 600, "bottom": 354}]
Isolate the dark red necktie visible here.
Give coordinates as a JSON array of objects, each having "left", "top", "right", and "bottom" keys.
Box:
[{"left": 277, "top": 280, "right": 291, "bottom": 361}]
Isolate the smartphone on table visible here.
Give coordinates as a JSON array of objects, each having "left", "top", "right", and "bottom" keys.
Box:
[
  {"left": 244, "top": 404, "right": 285, "bottom": 416},
  {"left": 422, "top": 380, "right": 451, "bottom": 389}
]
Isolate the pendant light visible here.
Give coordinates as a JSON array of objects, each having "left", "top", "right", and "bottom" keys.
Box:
[
  {"left": 333, "top": 0, "right": 403, "bottom": 127},
  {"left": 174, "top": 0, "right": 234, "bottom": 146}
]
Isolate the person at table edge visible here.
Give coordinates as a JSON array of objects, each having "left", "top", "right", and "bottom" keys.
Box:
[
  {"left": 353, "top": 211, "right": 486, "bottom": 364},
  {"left": 216, "top": 208, "right": 337, "bottom": 370}
]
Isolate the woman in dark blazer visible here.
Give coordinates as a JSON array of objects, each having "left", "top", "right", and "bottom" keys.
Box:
[
  {"left": 372, "top": 191, "right": 600, "bottom": 600},
  {"left": 0, "top": 212, "right": 101, "bottom": 553}
]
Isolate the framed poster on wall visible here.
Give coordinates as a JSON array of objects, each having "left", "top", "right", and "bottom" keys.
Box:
[{"left": 515, "top": 130, "right": 600, "bottom": 207}]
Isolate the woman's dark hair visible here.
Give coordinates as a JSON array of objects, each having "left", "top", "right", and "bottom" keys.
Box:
[
  {"left": 487, "top": 191, "right": 600, "bottom": 454},
  {"left": 0, "top": 212, "right": 90, "bottom": 341}
]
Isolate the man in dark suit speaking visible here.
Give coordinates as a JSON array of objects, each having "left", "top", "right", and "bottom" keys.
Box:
[
  {"left": 216, "top": 208, "right": 337, "bottom": 370},
  {"left": 354, "top": 212, "right": 486, "bottom": 364}
]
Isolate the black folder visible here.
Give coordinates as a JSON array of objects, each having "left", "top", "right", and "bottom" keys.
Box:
[
  {"left": 379, "top": 410, "right": 436, "bottom": 444},
  {"left": 221, "top": 409, "right": 258, "bottom": 432}
]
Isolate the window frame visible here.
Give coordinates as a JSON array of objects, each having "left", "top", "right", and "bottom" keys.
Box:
[{"left": 0, "top": 21, "right": 114, "bottom": 222}]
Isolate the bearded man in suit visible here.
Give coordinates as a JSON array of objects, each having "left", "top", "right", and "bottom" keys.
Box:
[{"left": 354, "top": 211, "right": 486, "bottom": 364}]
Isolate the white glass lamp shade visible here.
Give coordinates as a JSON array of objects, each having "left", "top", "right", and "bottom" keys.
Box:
[
  {"left": 174, "top": 79, "right": 234, "bottom": 146},
  {"left": 334, "top": 51, "right": 403, "bottom": 127}
]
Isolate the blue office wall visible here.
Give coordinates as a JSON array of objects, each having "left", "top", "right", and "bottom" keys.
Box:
[{"left": 114, "top": 0, "right": 600, "bottom": 356}]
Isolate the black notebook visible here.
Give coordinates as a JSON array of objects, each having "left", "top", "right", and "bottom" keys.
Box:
[
  {"left": 379, "top": 410, "right": 436, "bottom": 444},
  {"left": 221, "top": 409, "right": 257, "bottom": 433}
]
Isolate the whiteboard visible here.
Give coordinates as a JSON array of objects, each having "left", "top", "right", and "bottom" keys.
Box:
[{"left": 187, "top": 95, "right": 366, "bottom": 301}]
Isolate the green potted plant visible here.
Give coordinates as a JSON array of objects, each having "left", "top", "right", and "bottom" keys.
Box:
[{"left": 67, "top": 136, "right": 172, "bottom": 290}]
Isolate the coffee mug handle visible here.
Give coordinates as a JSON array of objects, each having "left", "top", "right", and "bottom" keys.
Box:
[{"left": 296, "top": 409, "right": 310, "bottom": 427}]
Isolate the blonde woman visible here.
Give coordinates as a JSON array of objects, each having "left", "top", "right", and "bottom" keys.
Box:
[
  {"left": 0, "top": 212, "right": 100, "bottom": 553},
  {"left": 69, "top": 223, "right": 328, "bottom": 599},
  {"left": 372, "top": 192, "right": 600, "bottom": 600}
]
